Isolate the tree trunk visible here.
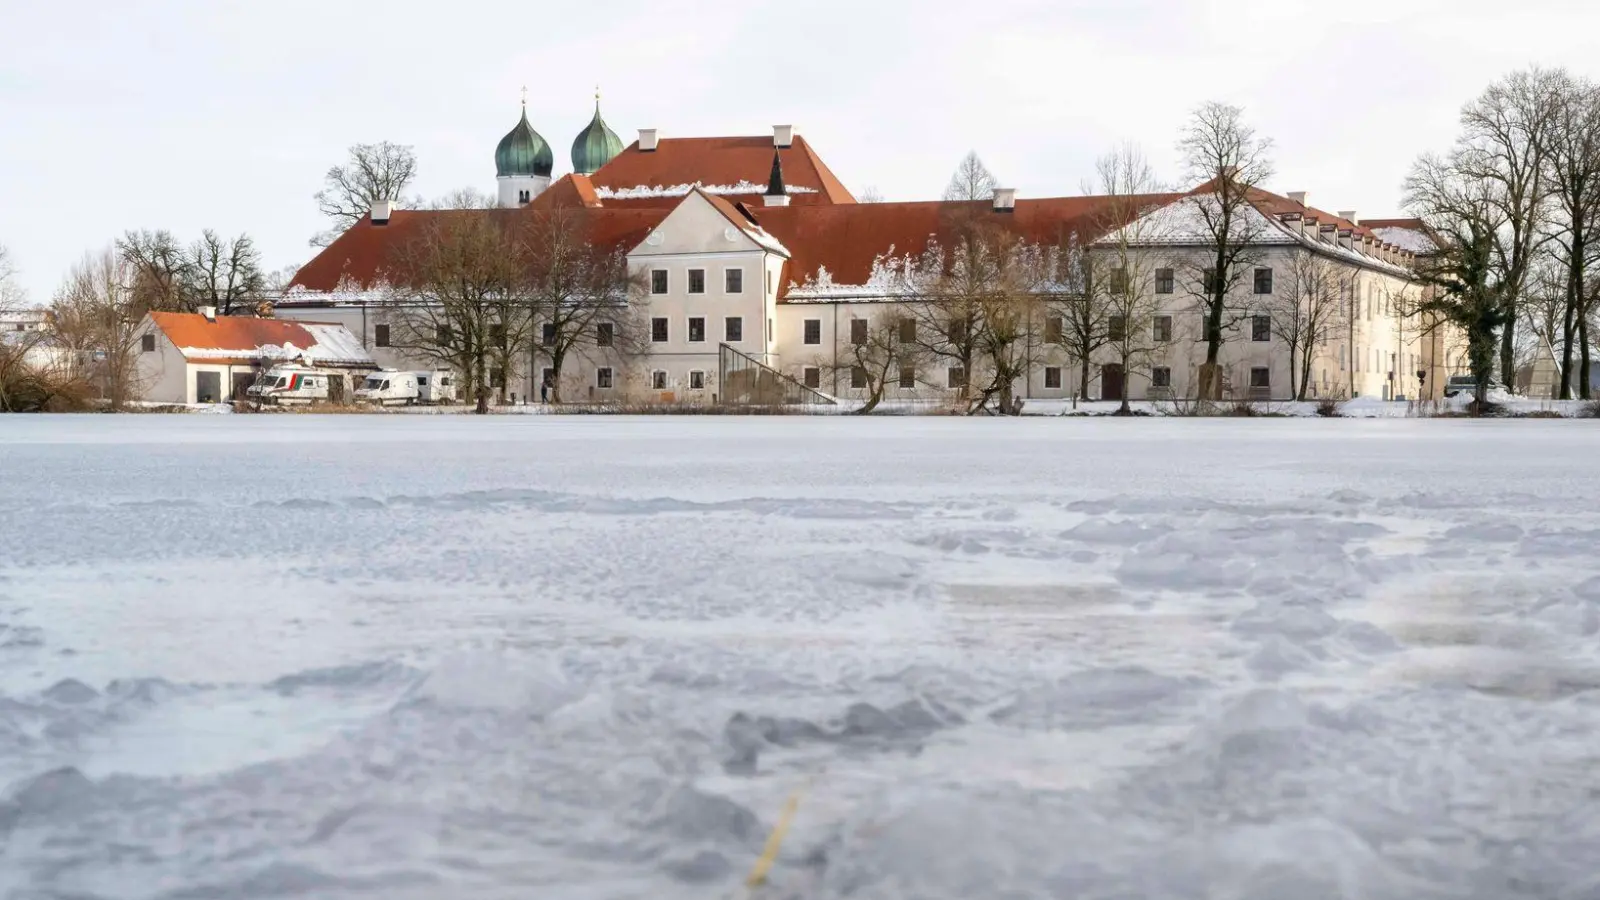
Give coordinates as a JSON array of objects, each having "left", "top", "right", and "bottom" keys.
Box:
[
  {"left": 474, "top": 356, "right": 489, "bottom": 415},
  {"left": 1286, "top": 341, "right": 1299, "bottom": 401},
  {"left": 1561, "top": 257, "right": 1580, "bottom": 400},
  {"left": 1579, "top": 312, "right": 1593, "bottom": 401},
  {"left": 1499, "top": 304, "right": 1517, "bottom": 392},
  {"left": 1079, "top": 356, "right": 1091, "bottom": 402}
]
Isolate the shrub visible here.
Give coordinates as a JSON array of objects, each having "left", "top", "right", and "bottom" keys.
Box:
[{"left": 1315, "top": 397, "right": 1344, "bottom": 418}]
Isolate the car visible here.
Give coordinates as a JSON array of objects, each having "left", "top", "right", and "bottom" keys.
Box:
[{"left": 1442, "top": 374, "right": 1506, "bottom": 399}]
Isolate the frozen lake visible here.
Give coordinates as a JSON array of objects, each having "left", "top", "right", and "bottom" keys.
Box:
[{"left": 2, "top": 415, "right": 1598, "bottom": 899}]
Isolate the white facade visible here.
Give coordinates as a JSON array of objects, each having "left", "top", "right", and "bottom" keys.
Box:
[{"left": 498, "top": 174, "right": 551, "bottom": 209}]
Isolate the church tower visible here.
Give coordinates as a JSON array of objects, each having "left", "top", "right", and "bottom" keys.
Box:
[
  {"left": 495, "top": 93, "right": 554, "bottom": 207},
  {"left": 570, "top": 90, "right": 624, "bottom": 176}
]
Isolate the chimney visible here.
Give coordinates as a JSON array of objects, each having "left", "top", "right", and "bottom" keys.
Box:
[
  {"left": 370, "top": 199, "right": 394, "bottom": 225},
  {"left": 992, "top": 187, "right": 1017, "bottom": 213},
  {"left": 1338, "top": 210, "right": 1357, "bottom": 225},
  {"left": 773, "top": 124, "right": 794, "bottom": 149},
  {"left": 638, "top": 128, "right": 659, "bottom": 152},
  {"left": 199, "top": 306, "right": 217, "bottom": 322},
  {"left": 1287, "top": 191, "right": 1308, "bottom": 207}
]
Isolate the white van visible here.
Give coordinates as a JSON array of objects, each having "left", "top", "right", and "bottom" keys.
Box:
[
  {"left": 416, "top": 370, "right": 456, "bottom": 404},
  {"left": 355, "top": 370, "right": 420, "bottom": 406},
  {"left": 246, "top": 365, "right": 333, "bottom": 405}
]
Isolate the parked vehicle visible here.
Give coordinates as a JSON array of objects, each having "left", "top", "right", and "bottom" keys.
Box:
[
  {"left": 355, "top": 370, "right": 420, "bottom": 406},
  {"left": 416, "top": 370, "right": 457, "bottom": 404},
  {"left": 245, "top": 365, "right": 335, "bottom": 405},
  {"left": 1442, "top": 374, "right": 1509, "bottom": 400}
]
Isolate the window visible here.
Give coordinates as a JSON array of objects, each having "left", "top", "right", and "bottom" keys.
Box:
[
  {"left": 725, "top": 269, "right": 744, "bottom": 293},
  {"left": 687, "top": 269, "right": 706, "bottom": 294},
  {"left": 1152, "top": 366, "right": 1172, "bottom": 388},
  {"left": 597, "top": 367, "right": 614, "bottom": 389},
  {"left": 802, "top": 367, "right": 821, "bottom": 389},
  {"left": 651, "top": 370, "right": 668, "bottom": 390},
  {"left": 851, "top": 366, "right": 868, "bottom": 389},
  {"left": 651, "top": 269, "right": 668, "bottom": 294},
  {"left": 1108, "top": 316, "right": 1126, "bottom": 342},
  {"left": 947, "top": 367, "right": 967, "bottom": 389},
  {"left": 1196, "top": 317, "right": 1212, "bottom": 343},
  {"left": 141, "top": 333, "right": 156, "bottom": 353},
  {"left": 490, "top": 367, "right": 505, "bottom": 389},
  {"left": 1254, "top": 267, "right": 1273, "bottom": 295},
  {"left": 688, "top": 317, "right": 706, "bottom": 343},
  {"left": 1109, "top": 267, "right": 1129, "bottom": 295},
  {"left": 725, "top": 316, "right": 743, "bottom": 342},
  {"left": 689, "top": 370, "right": 706, "bottom": 390},
  {"left": 373, "top": 324, "right": 390, "bottom": 347},
  {"left": 767, "top": 318, "right": 773, "bottom": 343},
  {"left": 518, "top": 189, "right": 530, "bottom": 204},
  {"left": 596, "top": 322, "right": 613, "bottom": 347},
  {"left": 436, "top": 325, "right": 452, "bottom": 345},
  {"left": 1155, "top": 268, "right": 1175, "bottom": 294},
  {"left": 1045, "top": 316, "right": 1064, "bottom": 344},
  {"left": 766, "top": 269, "right": 773, "bottom": 295},
  {"left": 1153, "top": 316, "right": 1172, "bottom": 343},
  {"left": 1252, "top": 315, "right": 1270, "bottom": 342},
  {"left": 1044, "top": 367, "right": 1062, "bottom": 389},
  {"left": 1250, "top": 366, "right": 1270, "bottom": 388},
  {"left": 542, "top": 323, "right": 557, "bottom": 347},
  {"left": 541, "top": 367, "right": 555, "bottom": 388},
  {"left": 804, "top": 319, "right": 822, "bottom": 345},
  {"left": 651, "top": 317, "right": 669, "bottom": 342},
  {"left": 850, "top": 319, "right": 868, "bottom": 345},
  {"left": 490, "top": 323, "right": 506, "bottom": 349},
  {"left": 1202, "top": 268, "right": 1219, "bottom": 294},
  {"left": 946, "top": 316, "right": 968, "bottom": 344},
  {"left": 898, "top": 319, "right": 916, "bottom": 344},
  {"left": 898, "top": 362, "right": 916, "bottom": 389}
]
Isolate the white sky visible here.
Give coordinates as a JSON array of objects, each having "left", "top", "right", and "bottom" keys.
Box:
[{"left": 3, "top": 0, "right": 1599, "bottom": 302}]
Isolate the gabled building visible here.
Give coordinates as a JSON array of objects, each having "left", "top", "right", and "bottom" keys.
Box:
[
  {"left": 280, "top": 106, "right": 1458, "bottom": 406},
  {"left": 136, "top": 310, "right": 373, "bottom": 404}
]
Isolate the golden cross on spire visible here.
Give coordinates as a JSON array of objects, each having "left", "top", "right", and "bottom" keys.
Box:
[
  {"left": 595, "top": 85, "right": 602, "bottom": 107},
  {"left": 521, "top": 85, "right": 528, "bottom": 108}
]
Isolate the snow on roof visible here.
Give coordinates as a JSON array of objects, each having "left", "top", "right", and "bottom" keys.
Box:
[
  {"left": 593, "top": 180, "right": 817, "bottom": 201},
  {"left": 149, "top": 312, "right": 375, "bottom": 367},
  {"left": 1371, "top": 226, "right": 1437, "bottom": 254}
]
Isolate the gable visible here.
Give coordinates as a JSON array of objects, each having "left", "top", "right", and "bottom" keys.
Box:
[{"left": 629, "top": 191, "right": 783, "bottom": 258}]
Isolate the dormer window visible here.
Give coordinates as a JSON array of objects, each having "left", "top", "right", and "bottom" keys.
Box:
[{"left": 518, "top": 189, "right": 531, "bottom": 204}]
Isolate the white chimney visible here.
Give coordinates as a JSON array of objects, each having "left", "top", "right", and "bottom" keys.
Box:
[
  {"left": 773, "top": 124, "right": 794, "bottom": 149},
  {"left": 638, "top": 128, "right": 659, "bottom": 152},
  {"left": 1287, "top": 191, "right": 1308, "bottom": 207},
  {"left": 1338, "top": 210, "right": 1358, "bottom": 225},
  {"left": 763, "top": 193, "right": 790, "bottom": 207},
  {"left": 992, "top": 187, "right": 1017, "bottom": 213},
  {"left": 370, "top": 199, "right": 394, "bottom": 224},
  {"left": 199, "top": 306, "right": 217, "bottom": 322}
]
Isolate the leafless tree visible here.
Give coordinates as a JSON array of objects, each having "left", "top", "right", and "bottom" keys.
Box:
[
  {"left": 1541, "top": 72, "right": 1600, "bottom": 398},
  {"left": 857, "top": 186, "right": 885, "bottom": 204},
  {"left": 427, "top": 187, "right": 497, "bottom": 211},
  {"left": 816, "top": 312, "right": 917, "bottom": 414},
  {"left": 49, "top": 249, "right": 150, "bottom": 410},
  {"left": 943, "top": 152, "right": 999, "bottom": 202},
  {"left": 1454, "top": 68, "right": 1562, "bottom": 387},
  {"left": 115, "top": 229, "right": 265, "bottom": 315},
  {"left": 1405, "top": 148, "right": 1511, "bottom": 410},
  {"left": 1086, "top": 144, "right": 1171, "bottom": 412},
  {"left": 1052, "top": 232, "right": 1111, "bottom": 401},
  {"left": 525, "top": 209, "right": 647, "bottom": 404},
  {"left": 1177, "top": 101, "right": 1275, "bottom": 400},
  {"left": 380, "top": 213, "right": 531, "bottom": 414},
  {"left": 115, "top": 230, "right": 188, "bottom": 311},
  {"left": 1264, "top": 252, "right": 1352, "bottom": 400},
  {"left": 0, "top": 243, "right": 22, "bottom": 310},
  {"left": 313, "top": 142, "right": 418, "bottom": 247}
]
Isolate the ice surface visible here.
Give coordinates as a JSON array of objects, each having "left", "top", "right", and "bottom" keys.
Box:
[{"left": 1, "top": 415, "right": 1598, "bottom": 898}]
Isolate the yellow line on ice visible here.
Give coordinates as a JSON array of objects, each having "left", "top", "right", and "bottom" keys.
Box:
[{"left": 745, "top": 785, "right": 806, "bottom": 890}]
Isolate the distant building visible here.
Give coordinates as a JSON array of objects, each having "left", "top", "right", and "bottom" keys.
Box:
[
  {"left": 279, "top": 105, "right": 1464, "bottom": 406},
  {"left": 136, "top": 309, "right": 373, "bottom": 404}
]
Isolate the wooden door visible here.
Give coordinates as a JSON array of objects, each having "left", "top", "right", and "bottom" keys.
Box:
[{"left": 1101, "top": 364, "right": 1125, "bottom": 401}]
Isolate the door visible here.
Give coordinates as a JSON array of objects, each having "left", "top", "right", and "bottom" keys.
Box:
[
  {"left": 195, "top": 371, "right": 221, "bottom": 403},
  {"left": 230, "top": 372, "right": 255, "bottom": 401},
  {"left": 328, "top": 374, "right": 347, "bottom": 405},
  {"left": 1101, "top": 364, "right": 1125, "bottom": 402}
]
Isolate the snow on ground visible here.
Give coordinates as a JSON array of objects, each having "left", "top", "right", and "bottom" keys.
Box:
[{"left": 1, "top": 416, "right": 1598, "bottom": 899}]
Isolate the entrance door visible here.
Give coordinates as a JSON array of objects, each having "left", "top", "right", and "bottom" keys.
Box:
[
  {"left": 195, "top": 371, "right": 221, "bottom": 403},
  {"left": 1101, "top": 364, "right": 1125, "bottom": 401},
  {"left": 328, "top": 374, "right": 347, "bottom": 405},
  {"left": 231, "top": 372, "right": 255, "bottom": 401}
]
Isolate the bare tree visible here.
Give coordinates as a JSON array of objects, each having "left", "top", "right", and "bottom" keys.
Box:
[
  {"left": 0, "top": 243, "right": 22, "bottom": 309},
  {"left": 1087, "top": 144, "right": 1170, "bottom": 412},
  {"left": 525, "top": 209, "right": 646, "bottom": 404},
  {"left": 1053, "top": 232, "right": 1112, "bottom": 401},
  {"left": 313, "top": 142, "right": 418, "bottom": 247},
  {"left": 1456, "top": 68, "right": 1561, "bottom": 389},
  {"left": 1542, "top": 72, "right": 1600, "bottom": 399},
  {"left": 943, "top": 152, "right": 999, "bottom": 202},
  {"left": 816, "top": 312, "right": 917, "bottom": 414},
  {"left": 1264, "top": 253, "right": 1352, "bottom": 400},
  {"left": 183, "top": 231, "right": 265, "bottom": 315},
  {"left": 857, "top": 186, "right": 885, "bottom": 204},
  {"left": 1177, "top": 102, "right": 1275, "bottom": 400},
  {"left": 50, "top": 249, "right": 150, "bottom": 410},
  {"left": 115, "top": 230, "right": 188, "bottom": 311},
  {"left": 427, "top": 187, "right": 498, "bottom": 211},
  {"left": 380, "top": 213, "right": 531, "bottom": 414},
  {"left": 1405, "top": 148, "right": 1510, "bottom": 410}
]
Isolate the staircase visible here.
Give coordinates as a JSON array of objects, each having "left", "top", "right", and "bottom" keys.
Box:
[{"left": 718, "top": 344, "right": 836, "bottom": 407}]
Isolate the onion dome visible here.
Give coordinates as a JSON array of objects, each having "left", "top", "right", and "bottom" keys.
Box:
[
  {"left": 571, "top": 93, "right": 624, "bottom": 175},
  {"left": 495, "top": 102, "right": 554, "bottom": 178}
]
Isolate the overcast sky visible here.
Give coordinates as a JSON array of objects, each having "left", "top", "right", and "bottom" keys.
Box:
[{"left": 3, "top": 0, "right": 1598, "bottom": 301}]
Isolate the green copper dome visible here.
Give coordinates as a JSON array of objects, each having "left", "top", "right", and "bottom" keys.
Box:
[
  {"left": 570, "top": 99, "right": 624, "bottom": 175},
  {"left": 496, "top": 107, "right": 553, "bottom": 178}
]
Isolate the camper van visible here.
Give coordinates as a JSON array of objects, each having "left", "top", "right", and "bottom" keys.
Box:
[
  {"left": 245, "top": 365, "right": 337, "bottom": 406},
  {"left": 355, "top": 370, "right": 420, "bottom": 406},
  {"left": 415, "top": 370, "right": 456, "bottom": 404}
]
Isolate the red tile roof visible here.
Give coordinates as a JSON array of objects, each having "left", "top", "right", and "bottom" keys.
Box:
[
  {"left": 586, "top": 135, "right": 856, "bottom": 205},
  {"left": 146, "top": 312, "right": 373, "bottom": 366}
]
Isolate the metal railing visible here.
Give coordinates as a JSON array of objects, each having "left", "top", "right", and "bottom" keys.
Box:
[{"left": 718, "top": 344, "right": 836, "bottom": 407}]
